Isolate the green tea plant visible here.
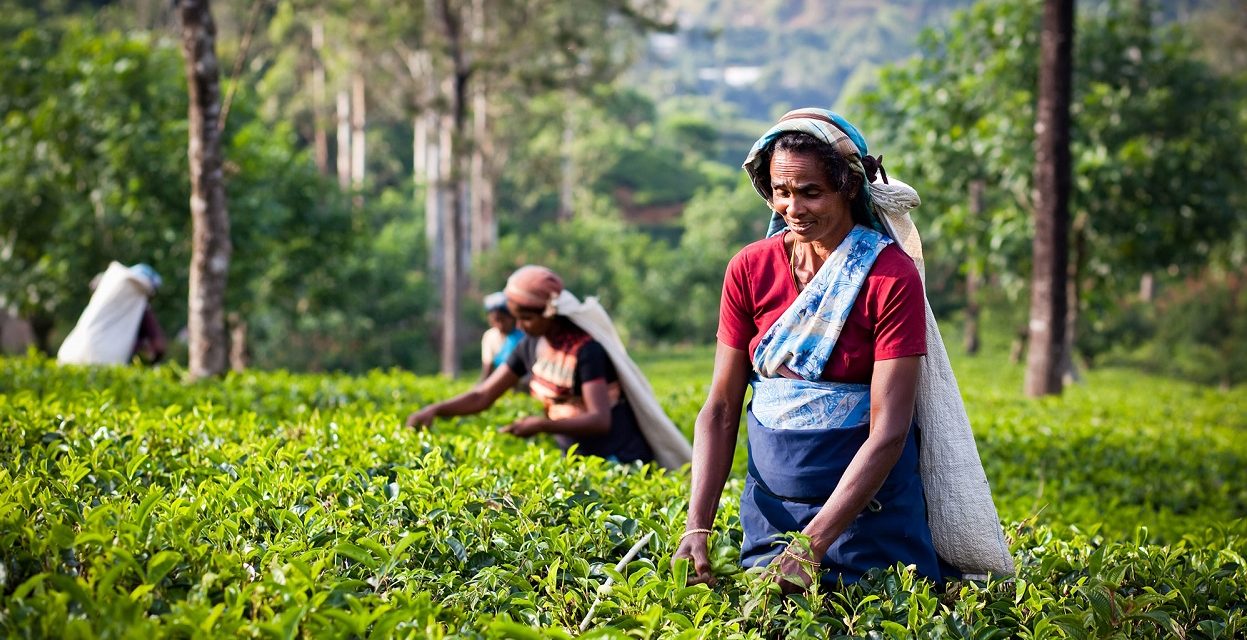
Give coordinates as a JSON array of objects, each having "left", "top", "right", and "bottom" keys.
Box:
[{"left": 0, "top": 353, "right": 1244, "bottom": 638}]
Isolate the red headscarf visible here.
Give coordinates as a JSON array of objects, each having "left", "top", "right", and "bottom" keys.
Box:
[{"left": 504, "top": 265, "right": 563, "bottom": 315}]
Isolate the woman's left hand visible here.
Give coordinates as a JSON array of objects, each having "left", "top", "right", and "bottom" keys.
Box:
[
  {"left": 769, "top": 547, "right": 820, "bottom": 595},
  {"left": 500, "top": 416, "right": 546, "bottom": 438}
]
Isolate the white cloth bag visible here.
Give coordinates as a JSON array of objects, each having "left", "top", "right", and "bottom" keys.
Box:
[
  {"left": 550, "top": 290, "right": 693, "bottom": 471},
  {"left": 57, "top": 262, "right": 154, "bottom": 366},
  {"left": 871, "top": 178, "right": 1016, "bottom": 578}
]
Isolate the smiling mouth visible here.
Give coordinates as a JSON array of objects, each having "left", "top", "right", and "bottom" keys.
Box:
[{"left": 788, "top": 220, "right": 815, "bottom": 232}]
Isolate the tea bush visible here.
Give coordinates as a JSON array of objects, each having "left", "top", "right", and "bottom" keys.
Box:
[{"left": 1, "top": 352, "right": 1244, "bottom": 638}]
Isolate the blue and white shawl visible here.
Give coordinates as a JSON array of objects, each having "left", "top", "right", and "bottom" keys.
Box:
[{"left": 750, "top": 225, "right": 892, "bottom": 431}]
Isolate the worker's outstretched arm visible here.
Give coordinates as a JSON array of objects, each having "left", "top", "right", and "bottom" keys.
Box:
[{"left": 406, "top": 364, "right": 519, "bottom": 428}]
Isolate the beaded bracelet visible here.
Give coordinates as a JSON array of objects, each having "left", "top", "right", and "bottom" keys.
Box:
[
  {"left": 678, "top": 528, "right": 713, "bottom": 542},
  {"left": 780, "top": 547, "right": 821, "bottom": 570}
]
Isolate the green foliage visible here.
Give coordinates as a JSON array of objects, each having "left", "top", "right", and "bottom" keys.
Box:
[
  {"left": 1, "top": 352, "right": 1245, "bottom": 637},
  {"left": 856, "top": 0, "right": 1037, "bottom": 299},
  {"left": 254, "top": 185, "right": 437, "bottom": 373},
  {"left": 678, "top": 173, "right": 767, "bottom": 252},
  {"left": 1072, "top": 4, "right": 1246, "bottom": 274},
  {"left": 484, "top": 92, "right": 768, "bottom": 346},
  {"left": 6, "top": 1, "right": 1245, "bottom": 390},
  {"left": 0, "top": 26, "right": 191, "bottom": 333},
  {"left": 477, "top": 171, "right": 766, "bottom": 346},
  {"left": 855, "top": 0, "right": 1247, "bottom": 306},
  {"left": 495, "top": 87, "right": 733, "bottom": 234},
  {"left": 666, "top": 173, "right": 771, "bottom": 341},
  {"left": 478, "top": 214, "right": 662, "bottom": 342},
  {"left": 0, "top": 24, "right": 438, "bottom": 371},
  {"left": 1100, "top": 270, "right": 1247, "bottom": 389}
]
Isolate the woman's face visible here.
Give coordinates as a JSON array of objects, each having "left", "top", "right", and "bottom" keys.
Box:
[
  {"left": 487, "top": 310, "right": 516, "bottom": 333},
  {"left": 507, "top": 302, "right": 553, "bottom": 337},
  {"left": 769, "top": 149, "right": 855, "bottom": 244}
]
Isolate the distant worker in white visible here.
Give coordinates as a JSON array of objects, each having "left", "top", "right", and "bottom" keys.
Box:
[{"left": 57, "top": 262, "right": 167, "bottom": 366}]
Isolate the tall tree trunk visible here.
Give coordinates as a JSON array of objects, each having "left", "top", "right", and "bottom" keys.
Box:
[
  {"left": 470, "top": 77, "right": 490, "bottom": 256},
  {"left": 458, "top": 176, "right": 471, "bottom": 279},
  {"left": 439, "top": 98, "right": 463, "bottom": 377},
  {"left": 437, "top": 0, "right": 471, "bottom": 377},
  {"left": 310, "top": 18, "right": 329, "bottom": 175},
  {"left": 414, "top": 112, "right": 427, "bottom": 185},
  {"left": 406, "top": 50, "right": 442, "bottom": 287},
  {"left": 1024, "top": 0, "right": 1074, "bottom": 398},
  {"left": 1139, "top": 272, "right": 1154, "bottom": 302},
  {"left": 180, "top": 0, "right": 231, "bottom": 380},
  {"left": 0, "top": 309, "right": 34, "bottom": 355},
  {"left": 228, "top": 311, "right": 248, "bottom": 372},
  {"left": 477, "top": 138, "right": 496, "bottom": 252},
  {"left": 336, "top": 89, "right": 351, "bottom": 189},
  {"left": 426, "top": 108, "right": 446, "bottom": 290},
  {"left": 468, "top": 0, "right": 495, "bottom": 256},
  {"left": 964, "top": 179, "right": 984, "bottom": 356},
  {"left": 1009, "top": 323, "right": 1027, "bottom": 365},
  {"left": 350, "top": 71, "right": 366, "bottom": 207},
  {"left": 558, "top": 100, "right": 575, "bottom": 222},
  {"left": 1061, "top": 211, "right": 1087, "bottom": 383}
]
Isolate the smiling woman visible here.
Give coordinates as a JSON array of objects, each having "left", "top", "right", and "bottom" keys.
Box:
[
  {"left": 673, "top": 108, "right": 1010, "bottom": 595},
  {"left": 768, "top": 144, "right": 860, "bottom": 290}
]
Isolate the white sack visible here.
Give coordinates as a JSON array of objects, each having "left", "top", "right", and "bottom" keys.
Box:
[
  {"left": 551, "top": 290, "right": 693, "bottom": 471},
  {"left": 57, "top": 262, "right": 153, "bottom": 366},
  {"left": 871, "top": 178, "right": 1016, "bottom": 578}
]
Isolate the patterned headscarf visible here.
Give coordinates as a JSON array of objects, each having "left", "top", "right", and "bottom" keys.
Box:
[
  {"left": 742, "top": 108, "right": 885, "bottom": 237},
  {"left": 504, "top": 265, "right": 564, "bottom": 316}
]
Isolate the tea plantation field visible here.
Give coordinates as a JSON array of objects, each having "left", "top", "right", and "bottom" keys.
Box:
[{"left": 1, "top": 349, "right": 1244, "bottom": 638}]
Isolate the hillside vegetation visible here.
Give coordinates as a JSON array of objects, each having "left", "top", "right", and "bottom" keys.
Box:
[
  {"left": 645, "top": 0, "right": 1228, "bottom": 120},
  {"left": 2, "top": 347, "right": 1244, "bottom": 637}
]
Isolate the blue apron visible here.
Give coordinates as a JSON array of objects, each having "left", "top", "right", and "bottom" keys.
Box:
[
  {"left": 740, "top": 405, "right": 944, "bottom": 585},
  {"left": 741, "top": 225, "right": 945, "bottom": 585}
]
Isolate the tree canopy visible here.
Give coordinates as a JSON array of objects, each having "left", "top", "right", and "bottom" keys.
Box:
[{"left": 2, "top": 0, "right": 1243, "bottom": 382}]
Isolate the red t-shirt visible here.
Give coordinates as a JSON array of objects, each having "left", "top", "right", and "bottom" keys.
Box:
[{"left": 717, "top": 233, "right": 927, "bottom": 383}]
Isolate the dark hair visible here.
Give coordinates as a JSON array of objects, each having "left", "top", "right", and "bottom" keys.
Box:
[
  {"left": 508, "top": 303, "right": 546, "bottom": 317},
  {"left": 758, "top": 131, "right": 874, "bottom": 228}
]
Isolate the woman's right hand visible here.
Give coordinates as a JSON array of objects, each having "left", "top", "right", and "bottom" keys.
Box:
[
  {"left": 672, "top": 531, "right": 715, "bottom": 586},
  {"left": 405, "top": 406, "right": 437, "bottom": 429},
  {"left": 674, "top": 343, "right": 752, "bottom": 589}
]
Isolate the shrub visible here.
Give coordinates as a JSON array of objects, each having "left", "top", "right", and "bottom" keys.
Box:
[{"left": 1, "top": 353, "right": 1245, "bottom": 637}]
